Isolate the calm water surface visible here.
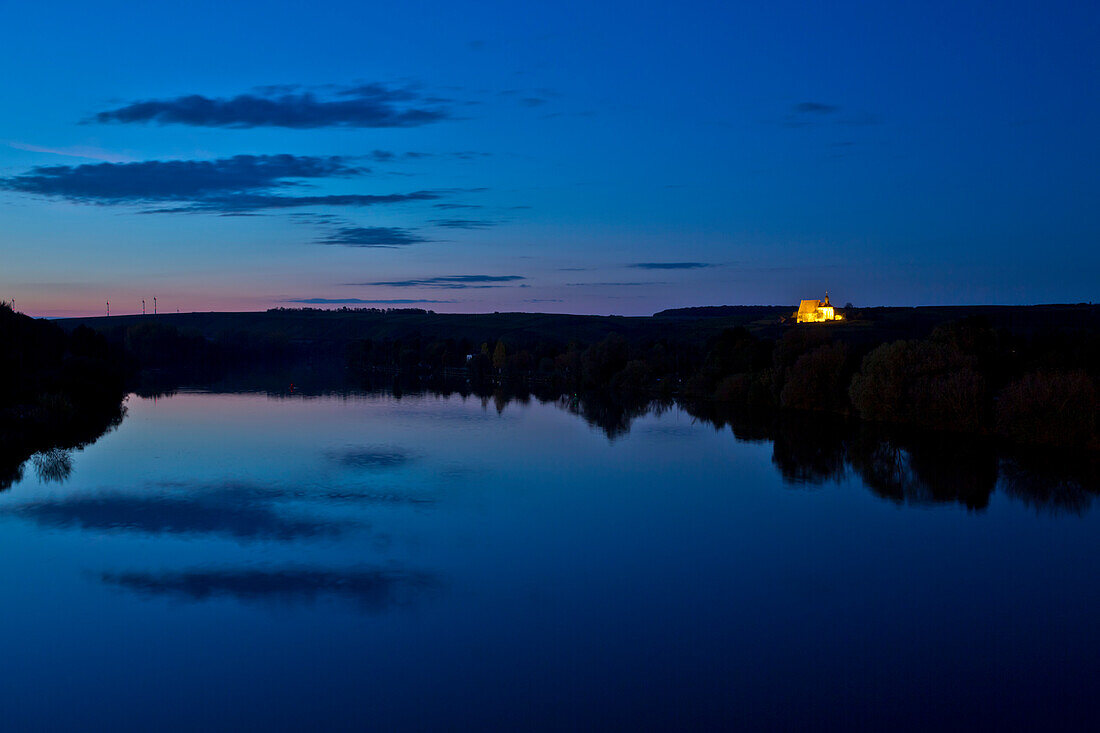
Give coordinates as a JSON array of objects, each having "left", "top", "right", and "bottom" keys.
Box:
[{"left": 1, "top": 389, "right": 1097, "bottom": 730}]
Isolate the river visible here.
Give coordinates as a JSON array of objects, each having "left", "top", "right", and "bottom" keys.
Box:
[{"left": 0, "top": 385, "right": 1097, "bottom": 730}]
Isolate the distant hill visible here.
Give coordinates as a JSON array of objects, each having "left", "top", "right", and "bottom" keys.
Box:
[
  {"left": 56, "top": 304, "right": 1100, "bottom": 351},
  {"left": 658, "top": 303, "right": 1100, "bottom": 342},
  {"left": 57, "top": 308, "right": 742, "bottom": 351},
  {"left": 654, "top": 305, "right": 792, "bottom": 320}
]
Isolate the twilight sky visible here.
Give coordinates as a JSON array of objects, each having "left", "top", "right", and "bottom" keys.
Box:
[{"left": 1, "top": 0, "right": 1097, "bottom": 317}]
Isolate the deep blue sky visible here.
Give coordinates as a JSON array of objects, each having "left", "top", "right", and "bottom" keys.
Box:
[{"left": 1, "top": 0, "right": 1097, "bottom": 316}]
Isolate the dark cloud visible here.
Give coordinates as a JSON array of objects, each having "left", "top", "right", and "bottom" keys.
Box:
[
  {"left": 430, "top": 218, "right": 498, "bottom": 229},
  {"left": 630, "top": 262, "right": 713, "bottom": 270},
  {"left": 0, "top": 154, "right": 359, "bottom": 202},
  {"left": 316, "top": 226, "right": 430, "bottom": 248},
  {"left": 432, "top": 203, "right": 483, "bottom": 210},
  {"left": 361, "top": 275, "right": 525, "bottom": 289},
  {"left": 91, "top": 83, "right": 450, "bottom": 129},
  {"left": 519, "top": 97, "right": 547, "bottom": 107},
  {"left": 794, "top": 102, "right": 839, "bottom": 114},
  {"left": 287, "top": 298, "right": 452, "bottom": 304},
  {"left": 0, "top": 155, "right": 442, "bottom": 215},
  {"left": 4, "top": 486, "right": 343, "bottom": 541},
  {"left": 100, "top": 566, "right": 438, "bottom": 610}
]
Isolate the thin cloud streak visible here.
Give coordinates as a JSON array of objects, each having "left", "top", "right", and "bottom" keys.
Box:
[
  {"left": 91, "top": 83, "right": 451, "bottom": 129},
  {"left": 629, "top": 262, "right": 712, "bottom": 270},
  {"left": 360, "top": 275, "right": 525, "bottom": 289},
  {"left": 315, "top": 226, "right": 430, "bottom": 247},
  {"left": 566, "top": 281, "right": 668, "bottom": 287},
  {"left": 0, "top": 155, "right": 441, "bottom": 215},
  {"left": 0, "top": 155, "right": 361, "bottom": 202},
  {"left": 144, "top": 192, "right": 441, "bottom": 214},
  {"left": 5, "top": 141, "right": 136, "bottom": 163}
]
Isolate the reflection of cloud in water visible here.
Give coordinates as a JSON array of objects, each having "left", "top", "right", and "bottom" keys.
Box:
[
  {"left": 7, "top": 487, "right": 344, "bottom": 541},
  {"left": 314, "top": 490, "right": 434, "bottom": 505},
  {"left": 101, "top": 566, "right": 438, "bottom": 610},
  {"left": 435, "top": 463, "right": 491, "bottom": 481},
  {"left": 150, "top": 480, "right": 433, "bottom": 506},
  {"left": 328, "top": 446, "right": 413, "bottom": 470}
]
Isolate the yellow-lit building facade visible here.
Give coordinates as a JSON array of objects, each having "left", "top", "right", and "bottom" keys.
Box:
[{"left": 795, "top": 293, "right": 844, "bottom": 323}]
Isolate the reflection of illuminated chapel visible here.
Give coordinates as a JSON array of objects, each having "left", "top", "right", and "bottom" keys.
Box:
[{"left": 795, "top": 292, "right": 844, "bottom": 323}]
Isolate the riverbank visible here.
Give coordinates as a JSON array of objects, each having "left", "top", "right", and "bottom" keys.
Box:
[
  {"left": 0, "top": 302, "right": 129, "bottom": 489},
  {"left": 55, "top": 303, "right": 1100, "bottom": 451}
]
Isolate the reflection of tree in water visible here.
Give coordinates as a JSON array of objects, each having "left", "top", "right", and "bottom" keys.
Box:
[
  {"left": 0, "top": 402, "right": 125, "bottom": 492},
  {"left": 770, "top": 416, "right": 849, "bottom": 486},
  {"left": 0, "top": 456, "right": 25, "bottom": 492},
  {"left": 675, "top": 399, "right": 1092, "bottom": 514},
  {"left": 844, "top": 436, "right": 918, "bottom": 501},
  {"left": 844, "top": 432, "right": 996, "bottom": 510},
  {"left": 560, "top": 392, "right": 655, "bottom": 441},
  {"left": 692, "top": 409, "right": 1007, "bottom": 510},
  {"left": 999, "top": 455, "right": 1099, "bottom": 515},
  {"left": 18, "top": 365, "right": 1093, "bottom": 514},
  {"left": 904, "top": 436, "right": 998, "bottom": 510},
  {"left": 678, "top": 401, "right": 772, "bottom": 444},
  {"left": 321, "top": 371, "right": 661, "bottom": 441},
  {"left": 490, "top": 387, "right": 1095, "bottom": 512},
  {"left": 31, "top": 448, "right": 74, "bottom": 484}
]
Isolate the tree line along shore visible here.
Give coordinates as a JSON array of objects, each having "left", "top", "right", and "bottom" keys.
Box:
[
  {"left": 48, "top": 303, "right": 1100, "bottom": 452},
  {"left": 1, "top": 302, "right": 128, "bottom": 488}
]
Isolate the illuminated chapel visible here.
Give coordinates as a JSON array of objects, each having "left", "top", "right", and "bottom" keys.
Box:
[{"left": 795, "top": 292, "right": 844, "bottom": 323}]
